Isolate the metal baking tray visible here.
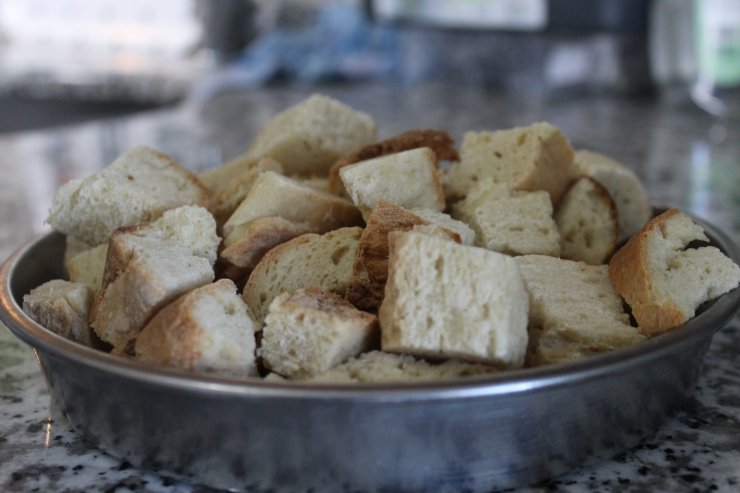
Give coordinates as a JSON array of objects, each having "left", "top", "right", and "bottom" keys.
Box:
[{"left": 1, "top": 211, "right": 739, "bottom": 493}]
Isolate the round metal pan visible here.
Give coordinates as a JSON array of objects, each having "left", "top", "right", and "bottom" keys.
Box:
[{"left": 1, "top": 212, "right": 739, "bottom": 493}]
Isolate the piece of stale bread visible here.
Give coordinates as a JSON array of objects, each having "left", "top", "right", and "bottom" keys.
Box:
[
  {"left": 307, "top": 350, "right": 498, "bottom": 383},
  {"left": 243, "top": 227, "right": 362, "bottom": 326},
  {"left": 379, "top": 231, "right": 529, "bottom": 368},
  {"left": 90, "top": 235, "right": 214, "bottom": 351},
  {"left": 198, "top": 95, "right": 376, "bottom": 191},
  {"left": 345, "top": 201, "right": 462, "bottom": 312},
  {"left": 452, "top": 179, "right": 560, "bottom": 257},
  {"left": 210, "top": 157, "right": 284, "bottom": 227},
  {"left": 135, "top": 279, "right": 257, "bottom": 377},
  {"left": 47, "top": 146, "right": 209, "bottom": 246},
  {"left": 328, "top": 129, "right": 459, "bottom": 196},
  {"left": 261, "top": 287, "right": 379, "bottom": 379},
  {"left": 23, "top": 280, "right": 94, "bottom": 346},
  {"left": 444, "top": 122, "right": 575, "bottom": 203},
  {"left": 339, "top": 147, "right": 445, "bottom": 221},
  {"left": 515, "top": 255, "right": 645, "bottom": 366},
  {"left": 555, "top": 176, "right": 619, "bottom": 265},
  {"left": 609, "top": 209, "right": 740, "bottom": 335},
  {"left": 575, "top": 149, "right": 652, "bottom": 240}
]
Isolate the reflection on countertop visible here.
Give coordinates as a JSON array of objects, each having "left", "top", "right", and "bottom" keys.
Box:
[{"left": 0, "top": 83, "right": 738, "bottom": 493}]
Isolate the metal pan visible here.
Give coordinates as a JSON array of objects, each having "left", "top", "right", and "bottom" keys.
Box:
[{"left": 1, "top": 212, "right": 739, "bottom": 493}]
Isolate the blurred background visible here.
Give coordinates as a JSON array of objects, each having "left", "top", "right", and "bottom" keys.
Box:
[{"left": 0, "top": 0, "right": 738, "bottom": 134}]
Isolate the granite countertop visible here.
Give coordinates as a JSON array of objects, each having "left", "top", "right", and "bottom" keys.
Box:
[{"left": 0, "top": 84, "right": 738, "bottom": 493}]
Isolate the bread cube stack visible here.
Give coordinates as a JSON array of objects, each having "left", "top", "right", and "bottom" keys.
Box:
[{"left": 23, "top": 94, "right": 739, "bottom": 384}]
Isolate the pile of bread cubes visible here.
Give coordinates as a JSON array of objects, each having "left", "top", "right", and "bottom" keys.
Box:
[{"left": 23, "top": 95, "right": 740, "bottom": 383}]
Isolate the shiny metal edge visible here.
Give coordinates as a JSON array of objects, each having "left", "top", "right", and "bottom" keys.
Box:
[{"left": 2, "top": 211, "right": 739, "bottom": 401}]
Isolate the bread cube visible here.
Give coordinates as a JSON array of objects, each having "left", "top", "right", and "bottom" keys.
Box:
[
  {"left": 23, "top": 280, "right": 94, "bottom": 345},
  {"left": 609, "top": 209, "right": 740, "bottom": 335},
  {"left": 47, "top": 146, "right": 209, "bottom": 246},
  {"left": 444, "top": 122, "right": 576, "bottom": 202},
  {"left": 135, "top": 279, "right": 257, "bottom": 376},
  {"left": 555, "top": 177, "right": 619, "bottom": 265},
  {"left": 339, "top": 147, "right": 445, "bottom": 220},
  {"left": 261, "top": 287, "right": 379, "bottom": 378},
  {"left": 452, "top": 180, "right": 561, "bottom": 256},
  {"left": 516, "top": 255, "right": 645, "bottom": 365},
  {"left": 379, "top": 231, "right": 529, "bottom": 367}
]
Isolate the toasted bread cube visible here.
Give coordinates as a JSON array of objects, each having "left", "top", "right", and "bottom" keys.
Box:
[
  {"left": 575, "top": 150, "right": 651, "bottom": 240},
  {"left": 23, "top": 280, "right": 94, "bottom": 345},
  {"left": 555, "top": 177, "right": 619, "bottom": 265},
  {"left": 308, "top": 350, "right": 497, "bottom": 383},
  {"left": 65, "top": 243, "right": 108, "bottom": 293},
  {"left": 261, "top": 287, "right": 379, "bottom": 378},
  {"left": 339, "top": 147, "right": 445, "bottom": 220},
  {"left": 90, "top": 235, "right": 214, "bottom": 350},
  {"left": 609, "top": 209, "right": 740, "bottom": 335},
  {"left": 452, "top": 180, "right": 561, "bottom": 256},
  {"left": 345, "top": 201, "right": 463, "bottom": 312},
  {"left": 135, "top": 279, "right": 257, "bottom": 376},
  {"left": 379, "top": 231, "right": 529, "bottom": 367},
  {"left": 444, "top": 122, "right": 575, "bottom": 202},
  {"left": 47, "top": 146, "right": 209, "bottom": 246},
  {"left": 243, "top": 227, "right": 361, "bottom": 326},
  {"left": 516, "top": 255, "right": 645, "bottom": 366}
]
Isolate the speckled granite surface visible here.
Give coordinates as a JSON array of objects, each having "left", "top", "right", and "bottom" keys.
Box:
[{"left": 0, "top": 83, "right": 738, "bottom": 492}]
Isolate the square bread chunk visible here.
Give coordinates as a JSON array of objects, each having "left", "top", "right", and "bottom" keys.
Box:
[
  {"left": 47, "top": 146, "right": 209, "bottom": 246},
  {"left": 90, "top": 235, "right": 214, "bottom": 350},
  {"left": 65, "top": 243, "right": 108, "bottom": 293},
  {"left": 444, "top": 122, "right": 575, "bottom": 202},
  {"left": 261, "top": 287, "right": 379, "bottom": 378},
  {"left": 307, "top": 351, "right": 497, "bottom": 383},
  {"left": 339, "top": 147, "right": 446, "bottom": 220},
  {"left": 23, "top": 280, "right": 94, "bottom": 346},
  {"left": 555, "top": 176, "right": 619, "bottom": 265},
  {"left": 244, "top": 227, "right": 362, "bottom": 326},
  {"left": 515, "top": 255, "right": 645, "bottom": 366},
  {"left": 379, "top": 231, "right": 529, "bottom": 367},
  {"left": 345, "top": 201, "right": 464, "bottom": 312},
  {"left": 575, "top": 149, "right": 651, "bottom": 240},
  {"left": 609, "top": 209, "right": 740, "bottom": 335},
  {"left": 135, "top": 279, "right": 257, "bottom": 376},
  {"left": 452, "top": 179, "right": 561, "bottom": 256}
]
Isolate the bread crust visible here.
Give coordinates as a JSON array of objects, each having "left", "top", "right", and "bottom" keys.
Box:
[
  {"left": 328, "top": 129, "right": 458, "bottom": 195},
  {"left": 608, "top": 209, "right": 686, "bottom": 334},
  {"left": 221, "top": 217, "right": 314, "bottom": 270}
]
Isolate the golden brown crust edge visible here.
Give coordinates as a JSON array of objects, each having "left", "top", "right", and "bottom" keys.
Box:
[{"left": 608, "top": 208, "right": 686, "bottom": 335}]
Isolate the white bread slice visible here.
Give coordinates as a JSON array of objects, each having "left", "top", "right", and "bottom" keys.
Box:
[
  {"left": 345, "top": 201, "right": 463, "bottom": 312},
  {"left": 379, "top": 231, "right": 529, "bottom": 367},
  {"left": 515, "top": 255, "right": 645, "bottom": 366},
  {"left": 307, "top": 350, "right": 497, "bottom": 383},
  {"left": 222, "top": 171, "right": 362, "bottom": 243},
  {"left": 66, "top": 243, "right": 108, "bottom": 293},
  {"left": 47, "top": 146, "right": 209, "bottom": 245},
  {"left": 210, "top": 157, "right": 284, "bottom": 226},
  {"left": 575, "top": 150, "right": 651, "bottom": 240},
  {"left": 444, "top": 122, "right": 576, "bottom": 202},
  {"left": 555, "top": 176, "right": 619, "bottom": 265},
  {"left": 23, "top": 280, "right": 94, "bottom": 346},
  {"left": 261, "top": 287, "right": 379, "bottom": 378},
  {"left": 339, "top": 147, "right": 446, "bottom": 220},
  {"left": 135, "top": 279, "right": 257, "bottom": 376},
  {"left": 327, "top": 129, "right": 458, "bottom": 197},
  {"left": 90, "top": 234, "right": 214, "bottom": 350},
  {"left": 452, "top": 179, "right": 561, "bottom": 256},
  {"left": 409, "top": 208, "right": 475, "bottom": 245},
  {"left": 243, "top": 227, "right": 362, "bottom": 326},
  {"left": 609, "top": 209, "right": 740, "bottom": 335}
]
